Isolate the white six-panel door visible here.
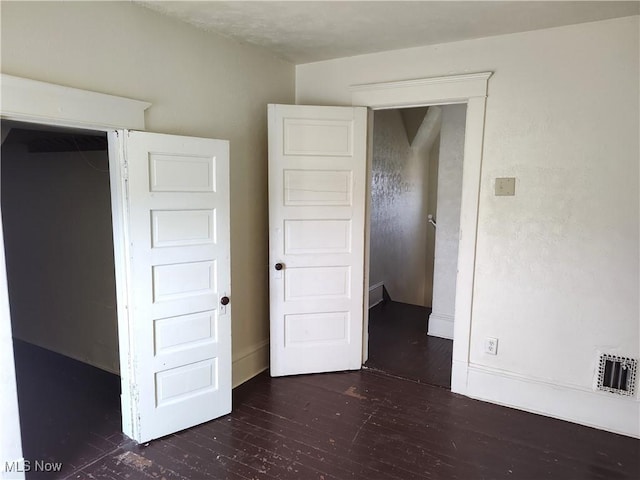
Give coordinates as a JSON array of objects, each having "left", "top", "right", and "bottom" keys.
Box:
[
  {"left": 268, "top": 104, "right": 368, "bottom": 376},
  {"left": 109, "top": 130, "right": 231, "bottom": 443}
]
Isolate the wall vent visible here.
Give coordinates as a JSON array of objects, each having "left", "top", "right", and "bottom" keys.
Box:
[{"left": 597, "top": 354, "right": 637, "bottom": 396}]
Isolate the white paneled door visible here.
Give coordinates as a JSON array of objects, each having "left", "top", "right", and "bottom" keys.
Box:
[
  {"left": 268, "top": 104, "right": 368, "bottom": 376},
  {"left": 109, "top": 131, "right": 231, "bottom": 443}
]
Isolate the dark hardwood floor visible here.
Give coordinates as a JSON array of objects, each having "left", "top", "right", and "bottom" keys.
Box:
[
  {"left": 12, "top": 340, "right": 639, "bottom": 479},
  {"left": 12, "top": 340, "right": 126, "bottom": 479},
  {"left": 366, "top": 300, "right": 453, "bottom": 388}
]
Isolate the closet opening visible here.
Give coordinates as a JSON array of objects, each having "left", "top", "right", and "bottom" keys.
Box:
[{"left": 1, "top": 121, "right": 123, "bottom": 475}]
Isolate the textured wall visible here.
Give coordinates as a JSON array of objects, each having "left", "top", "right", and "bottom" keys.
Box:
[
  {"left": 370, "top": 108, "right": 432, "bottom": 306},
  {"left": 296, "top": 16, "right": 639, "bottom": 433},
  {"left": 429, "top": 104, "right": 467, "bottom": 338},
  {"left": 2, "top": 140, "right": 118, "bottom": 373}
]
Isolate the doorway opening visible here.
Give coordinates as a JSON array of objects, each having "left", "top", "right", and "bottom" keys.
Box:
[
  {"left": 1, "top": 121, "right": 124, "bottom": 473},
  {"left": 365, "top": 104, "right": 467, "bottom": 389}
]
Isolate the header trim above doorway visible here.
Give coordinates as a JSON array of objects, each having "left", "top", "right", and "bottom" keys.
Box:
[
  {"left": 350, "top": 72, "right": 491, "bottom": 109},
  {"left": 1, "top": 74, "right": 151, "bottom": 130}
]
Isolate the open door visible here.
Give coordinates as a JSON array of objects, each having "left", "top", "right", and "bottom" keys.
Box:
[
  {"left": 109, "top": 131, "right": 231, "bottom": 443},
  {"left": 268, "top": 104, "right": 368, "bottom": 376}
]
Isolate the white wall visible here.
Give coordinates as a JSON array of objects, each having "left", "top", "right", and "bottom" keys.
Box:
[
  {"left": 2, "top": 140, "right": 118, "bottom": 374},
  {"left": 369, "top": 109, "right": 431, "bottom": 306},
  {"left": 429, "top": 104, "right": 466, "bottom": 339},
  {"left": 297, "top": 16, "right": 640, "bottom": 436},
  {"left": 0, "top": 1, "right": 295, "bottom": 388}
]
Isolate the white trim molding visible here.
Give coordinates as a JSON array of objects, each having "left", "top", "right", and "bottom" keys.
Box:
[
  {"left": 465, "top": 364, "right": 640, "bottom": 439},
  {"left": 351, "top": 72, "right": 491, "bottom": 109},
  {"left": 232, "top": 340, "right": 270, "bottom": 388},
  {"left": 0, "top": 74, "right": 151, "bottom": 130},
  {"left": 369, "top": 282, "right": 384, "bottom": 308},
  {"left": 353, "top": 72, "right": 492, "bottom": 399},
  {"left": 0, "top": 218, "right": 24, "bottom": 480},
  {"left": 428, "top": 312, "right": 454, "bottom": 340},
  {"left": 0, "top": 76, "right": 152, "bottom": 463}
]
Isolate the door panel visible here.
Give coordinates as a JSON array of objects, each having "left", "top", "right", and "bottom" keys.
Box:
[
  {"left": 268, "top": 104, "right": 367, "bottom": 377},
  {"left": 111, "top": 130, "right": 231, "bottom": 443},
  {"left": 283, "top": 169, "right": 353, "bottom": 205},
  {"left": 151, "top": 209, "right": 215, "bottom": 248},
  {"left": 284, "top": 219, "right": 352, "bottom": 255}
]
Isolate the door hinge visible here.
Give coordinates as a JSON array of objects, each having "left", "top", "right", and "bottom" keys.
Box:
[
  {"left": 122, "top": 159, "right": 129, "bottom": 181},
  {"left": 122, "top": 159, "right": 130, "bottom": 202}
]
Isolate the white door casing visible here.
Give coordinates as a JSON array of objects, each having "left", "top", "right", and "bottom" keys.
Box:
[
  {"left": 268, "top": 104, "right": 368, "bottom": 377},
  {"left": 0, "top": 75, "right": 151, "bottom": 468},
  {"left": 351, "top": 72, "right": 492, "bottom": 392},
  {"left": 1, "top": 76, "right": 235, "bottom": 448},
  {"left": 109, "top": 130, "right": 232, "bottom": 442}
]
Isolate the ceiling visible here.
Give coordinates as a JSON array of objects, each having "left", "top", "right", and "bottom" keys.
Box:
[{"left": 138, "top": 1, "right": 640, "bottom": 64}]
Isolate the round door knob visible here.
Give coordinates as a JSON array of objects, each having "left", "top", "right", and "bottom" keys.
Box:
[
  {"left": 220, "top": 296, "right": 230, "bottom": 306},
  {"left": 275, "top": 263, "right": 284, "bottom": 271}
]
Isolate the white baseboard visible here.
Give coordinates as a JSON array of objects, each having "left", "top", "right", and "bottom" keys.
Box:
[
  {"left": 232, "top": 340, "right": 269, "bottom": 388},
  {"left": 12, "top": 335, "right": 119, "bottom": 375},
  {"left": 427, "top": 312, "right": 454, "bottom": 339},
  {"left": 451, "top": 359, "right": 468, "bottom": 393},
  {"left": 369, "top": 282, "right": 384, "bottom": 308},
  {"left": 456, "top": 363, "right": 640, "bottom": 438}
]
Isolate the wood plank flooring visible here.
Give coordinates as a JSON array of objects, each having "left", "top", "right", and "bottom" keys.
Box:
[
  {"left": 12, "top": 341, "right": 125, "bottom": 479},
  {"left": 366, "top": 301, "right": 453, "bottom": 388},
  {"left": 12, "top": 341, "right": 640, "bottom": 480}
]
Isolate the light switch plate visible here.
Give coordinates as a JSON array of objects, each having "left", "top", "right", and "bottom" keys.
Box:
[{"left": 495, "top": 177, "right": 516, "bottom": 196}]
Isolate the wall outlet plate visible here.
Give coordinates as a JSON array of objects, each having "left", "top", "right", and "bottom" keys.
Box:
[{"left": 485, "top": 337, "right": 498, "bottom": 355}]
